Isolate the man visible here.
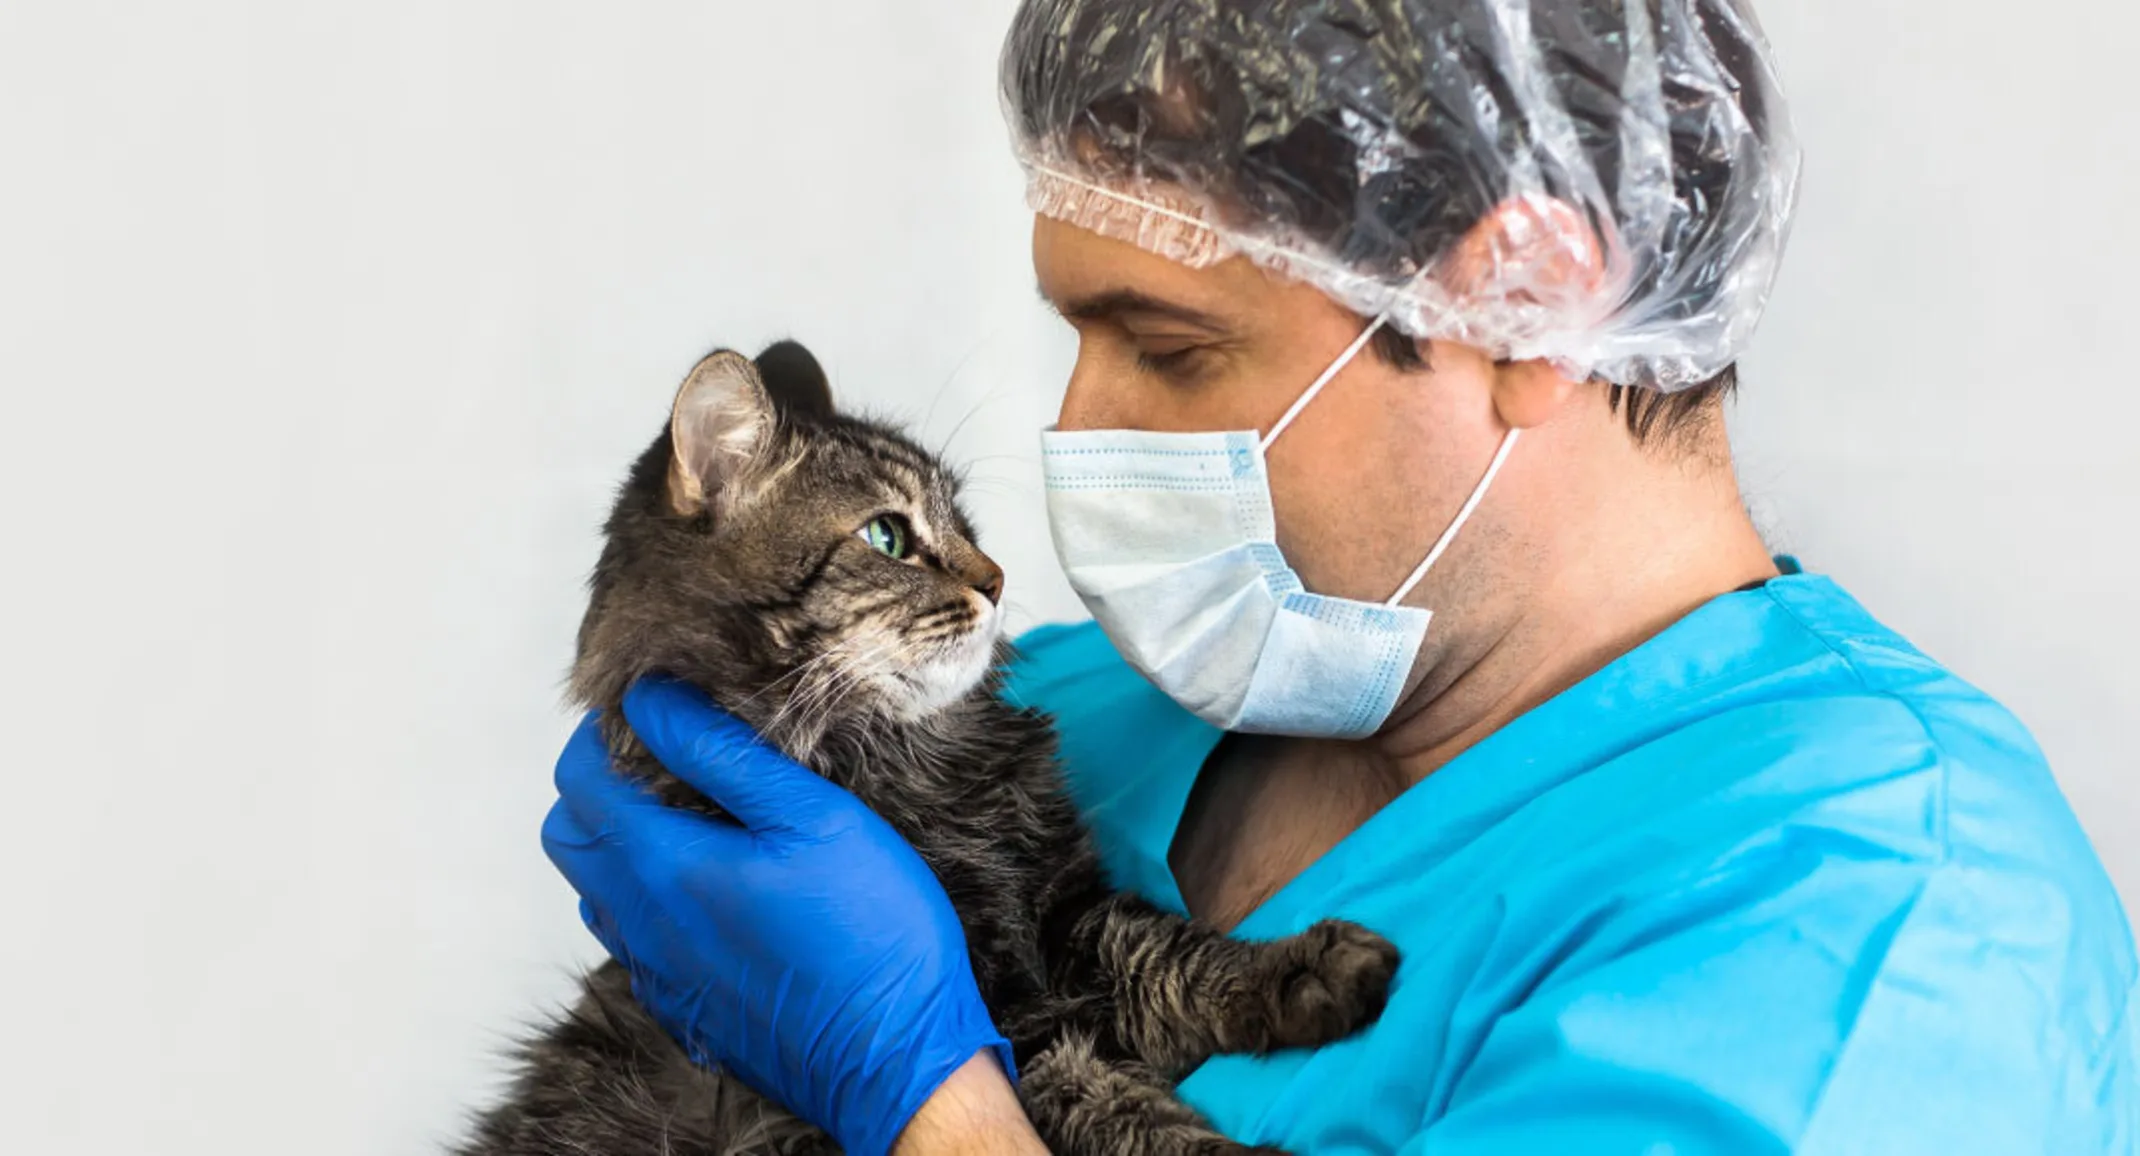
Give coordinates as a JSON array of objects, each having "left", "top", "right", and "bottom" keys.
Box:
[{"left": 541, "top": 1, "right": 2137, "bottom": 1152}]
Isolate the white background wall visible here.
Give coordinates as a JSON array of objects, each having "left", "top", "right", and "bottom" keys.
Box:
[{"left": 0, "top": 2, "right": 2132, "bottom": 1153}]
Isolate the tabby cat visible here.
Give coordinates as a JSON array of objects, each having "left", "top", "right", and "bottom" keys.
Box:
[{"left": 457, "top": 341, "right": 1398, "bottom": 1156}]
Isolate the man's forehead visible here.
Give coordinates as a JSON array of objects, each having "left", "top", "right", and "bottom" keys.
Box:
[{"left": 1032, "top": 215, "right": 1262, "bottom": 324}]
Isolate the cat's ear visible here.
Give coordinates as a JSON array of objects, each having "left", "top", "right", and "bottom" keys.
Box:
[
  {"left": 667, "top": 350, "right": 775, "bottom": 516},
  {"left": 753, "top": 339, "right": 835, "bottom": 422}
]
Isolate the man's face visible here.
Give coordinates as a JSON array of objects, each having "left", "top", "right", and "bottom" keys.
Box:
[{"left": 1033, "top": 214, "right": 1520, "bottom": 611}]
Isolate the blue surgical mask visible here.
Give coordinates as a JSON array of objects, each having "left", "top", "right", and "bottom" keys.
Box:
[{"left": 1040, "top": 318, "right": 1521, "bottom": 739}]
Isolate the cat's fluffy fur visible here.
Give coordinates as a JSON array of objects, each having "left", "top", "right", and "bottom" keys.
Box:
[{"left": 456, "top": 342, "right": 1397, "bottom": 1156}]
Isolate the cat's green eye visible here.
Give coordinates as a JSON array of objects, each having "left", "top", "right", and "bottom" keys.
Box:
[{"left": 859, "top": 513, "right": 913, "bottom": 559}]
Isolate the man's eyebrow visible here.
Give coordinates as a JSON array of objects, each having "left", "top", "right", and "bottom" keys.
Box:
[{"left": 1039, "top": 285, "right": 1226, "bottom": 330}]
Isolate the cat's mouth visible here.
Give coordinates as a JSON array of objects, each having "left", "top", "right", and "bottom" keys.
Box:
[
  {"left": 783, "top": 603, "right": 1002, "bottom": 736},
  {"left": 879, "top": 607, "right": 1003, "bottom": 722}
]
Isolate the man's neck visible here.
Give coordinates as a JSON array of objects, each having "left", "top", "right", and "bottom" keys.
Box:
[
  {"left": 1371, "top": 436, "right": 1778, "bottom": 787},
  {"left": 1174, "top": 416, "right": 1776, "bottom": 928}
]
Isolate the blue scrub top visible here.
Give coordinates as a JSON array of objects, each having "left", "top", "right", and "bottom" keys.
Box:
[{"left": 1004, "top": 569, "right": 2138, "bottom": 1154}]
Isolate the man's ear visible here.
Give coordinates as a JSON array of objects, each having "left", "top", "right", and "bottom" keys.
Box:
[
  {"left": 667, "top": 350, "right": 775, "bottom": 517},
  {"left": 1490, "top": 358, "right": 1583, "bottom": 430},
  {"left": 1441, "top": 196, "right": 1616, "bottom": 430},
  {"left": 1441, "top": 195, "right": 1616, "bottom": 317}
]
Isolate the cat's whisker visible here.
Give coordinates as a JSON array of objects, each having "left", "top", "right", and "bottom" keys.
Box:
[
  {"left": 738, "top": 656, "right": 863, "bottom": 747},
  {"left": 956, "top": 454, "right": 1035, "bottom": 471},
  {"left": 787, "top": 665, "right": 884, "bottom": 748},
  {"left": 765, "top": 637, "right": 905, "bottom": 740},
  {"left": 959, "top": 470, "right": 1038, "bottom": 487},
  {"left": 798, "top": 637, "right": 927, "bottom": 736},
  {"left": 960, "top": 480, "right": 1036, "bottom": 498},
  {"left": 764, "top": 664, "right": 853, "bottom": 741},
  {"left": 733, "top": 650, "right": 844, "bottom": 711},
  {"left": 1001, "top": 602, "right": 1042, "bottom": 633},
  {"left": 920, "top": 335, "right": 996, "bottom": 436},
  {"left": 936, "top": 384, "right": 1025, "bottom": 458}
]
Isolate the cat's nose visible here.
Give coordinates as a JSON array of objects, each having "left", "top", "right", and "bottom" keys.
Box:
[{"left": 968, "top": 559, "right": 1005, "bottom": 606}]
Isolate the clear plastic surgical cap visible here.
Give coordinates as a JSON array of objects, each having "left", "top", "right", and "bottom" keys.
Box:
[{"left": 1001, "top": 0, "right": 1802, "bottom": 390}]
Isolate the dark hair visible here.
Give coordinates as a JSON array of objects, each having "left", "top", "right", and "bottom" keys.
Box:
[
  {"left": 1369, "top": 326, "right": 1734, "bottom": 445},
  {"left": 1007, "top": 0, "right": 1779, "bottom": 443}
]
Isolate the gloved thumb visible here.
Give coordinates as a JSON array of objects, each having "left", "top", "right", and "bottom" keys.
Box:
[{"left": 621, "top": 675, "right": 851, "bottom": 835}]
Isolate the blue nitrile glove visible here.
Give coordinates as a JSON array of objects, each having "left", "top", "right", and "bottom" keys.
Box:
[{"left": 540, "top": 677, "right": 1016, "bottom": 1156}]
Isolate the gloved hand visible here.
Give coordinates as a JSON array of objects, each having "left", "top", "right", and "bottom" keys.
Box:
[{"left": 541, "top": 677, "right": 1015, "bottom": 1156}]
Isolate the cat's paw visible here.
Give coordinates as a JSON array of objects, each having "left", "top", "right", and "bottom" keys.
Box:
[
  {"left": 1191, "top": 1142, "right": 1290, "bottom": 1156},
  {"left": 1259, "top": 919, "right": 1399, "bottom": 1049},
  {"left": 1182, "top": 1139, "right": 1290, "bottom": 1156}
]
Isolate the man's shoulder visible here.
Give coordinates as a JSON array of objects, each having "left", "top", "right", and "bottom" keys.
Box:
[
  {"left": 1657, "top": 577, "right": 2119, "bottom": 905},
  {"left": 1743, "top": 576, "right": 2081, "bottom": 851},
  {"left": 1608, "top": 576, "right": 2137, "bottom": 1056},
  {"left": 1468, "top": 579, "right": 2138, "bottom": 1135},
  {"left": 1676, "top": 599, "right": 2139, "bottom": 1144}
]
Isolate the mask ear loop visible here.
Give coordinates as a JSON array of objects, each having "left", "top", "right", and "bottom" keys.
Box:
[
  {"left": 1244, "top": 303, "right": 1518, "bottom": 607},
  {"left": 1260, "top": 314, "right": 1391, "bottom": 451},
  {"left": 1387, "top": 427, "right": 1523, "bottom": 607}
]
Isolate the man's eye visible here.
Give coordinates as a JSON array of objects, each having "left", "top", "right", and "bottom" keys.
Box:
[
  {"left": 858, "top": 514, "right": 913, "bottom": 559},
  {"left": 1135, "top": 347, "right": 1205, "bottom": 377}
]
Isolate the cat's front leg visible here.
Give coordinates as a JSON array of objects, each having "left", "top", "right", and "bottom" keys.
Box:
[
  {"left": 1020, "top": 1028, "right": 1287, "bottom": 1156},
  {"left": 1075, "top": 894, "right": 1399, "bottom": 1076}
]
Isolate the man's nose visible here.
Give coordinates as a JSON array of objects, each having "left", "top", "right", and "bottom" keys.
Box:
[{"left": 1054, "top": 353, "right": 1125, "bottom": 432}]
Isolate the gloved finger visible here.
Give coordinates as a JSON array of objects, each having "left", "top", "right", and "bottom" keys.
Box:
[
  {"left": 545, "top": 786, "right": 752, "bottom": 905},
  {"left": 578, "top": 897, "right": 630, "bottom": 964},
  {"left": 552, "top": 713, "right": 669, "bottom": 833},
  {"left": 554, "top": 711, "right": 761, "bottom": 852},
  {"left": 622, "top": 675, "right": 853, "bottom": 835},
  {"left": 540, "top": 798, "right": 617, "bottom": 895}
]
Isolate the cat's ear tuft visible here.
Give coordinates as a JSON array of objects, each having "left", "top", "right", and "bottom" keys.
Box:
[
  {"left": 668, "top": 350, "right": 775, "bottom": 516},
  {"left": 754, "top": 340, "right": 835, "bottom": 422}
]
